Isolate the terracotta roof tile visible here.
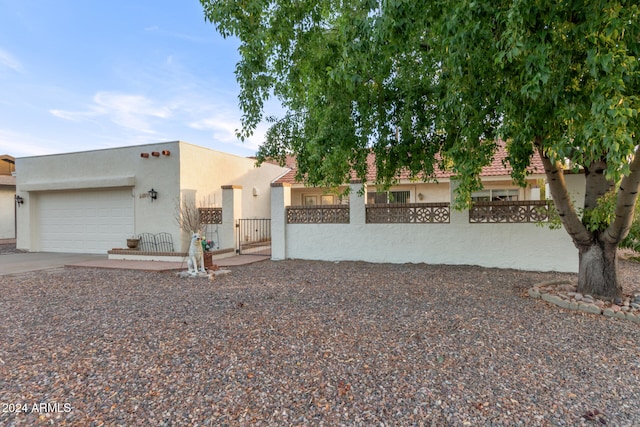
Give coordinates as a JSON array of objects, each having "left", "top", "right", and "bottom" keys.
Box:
[
  {"left": 274, "top": 143, "right": 545, "bottom": 185},
  {"left": 275, "top": 169, "right": 298, "bottom": 185}
]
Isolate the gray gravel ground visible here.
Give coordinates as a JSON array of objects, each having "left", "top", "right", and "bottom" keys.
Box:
[{"left": 1, "top": 258, "right": 639, "bottom": 426}]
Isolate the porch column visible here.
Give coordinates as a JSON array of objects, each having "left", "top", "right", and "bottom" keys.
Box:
[
  {"left": 270, "top": 183, "right": 291, "bottom": 260},
  {"left": 221, "top": 185, "right": 242, "bottom": 251},
  {"left": 349, "top": 180, "right": 366, "bottom": 225},
  {"left": 448, "top": 178, "right": 467, "bottom": 226}
]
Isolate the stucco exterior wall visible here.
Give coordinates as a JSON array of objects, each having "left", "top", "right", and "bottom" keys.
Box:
[
  {"left": 177, "top": 142, "right": 285, "bottom": 218},
  {"left": 177, "top": 142, "right": 287, "bottom": 250},
  {"left": 16, "top": 141, "right": 182, "bottom": 252},
  {"left": 15, "top": 141, "right": 288, "bottom": 253},
  {"left": 285, "top": 219, "right": 577, "bottom": 272},
  {"left": 289, "top": 184, "right": 449, "bottom": 205},
  {"left": 135, "top": 143, "right": 182, "bottom": 249},
  {"left": 413, "top": 183, "right": 450, "bottom": 203},
  {"left": 0, "top": 187, "right": 16, "bottom": 239},
  {"left": 274, "top": 174, "right": 586, "bottom": 273},
  {"left": 288, "top": 178, "right": 543, "bottom": 206}
]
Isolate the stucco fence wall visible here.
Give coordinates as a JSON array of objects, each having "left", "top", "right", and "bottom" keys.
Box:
[
  {"left": 0, "top": 187, "right": 16, "bottom": 239},
  {"left": 272, "top": 175, "right": 585, "bottom": 273}
]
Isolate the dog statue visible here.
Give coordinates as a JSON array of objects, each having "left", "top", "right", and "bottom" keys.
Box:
[{"left": 187, "top": 232, "right": 207, "bottom": 275}]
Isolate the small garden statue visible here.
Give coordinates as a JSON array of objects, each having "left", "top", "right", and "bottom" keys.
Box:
[{"left": 187, "top": 232, "right": 207, "bottom": 276}]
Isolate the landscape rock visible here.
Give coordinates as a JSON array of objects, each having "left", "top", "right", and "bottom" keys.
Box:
[
  {"left": 613, "top": 311, "right": 627, "bottom": 320},
  {"left": 529, "top": 275, "right": 640, "bottom": 323},
  {"left": 1, "top": 256, "right": 639, "bottom": 426},
  {"left": 578, "top": 303, "right": 602, "bottom": 315}
]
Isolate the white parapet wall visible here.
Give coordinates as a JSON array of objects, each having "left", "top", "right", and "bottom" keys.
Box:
[{"left": 284, "top": 221, "right": 577, "bottom": 272}]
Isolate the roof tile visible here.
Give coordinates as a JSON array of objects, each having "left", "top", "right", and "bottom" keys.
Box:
[{"left": 274, "top": 143, "right": 544, "bottom": 185}]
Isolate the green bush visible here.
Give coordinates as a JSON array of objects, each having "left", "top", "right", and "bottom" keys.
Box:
[
  {"left": 620, "top": 199, "right": 640, "bottom": 253},
  {"left": 539, "top": 188, "right": 640, "bottom": 254}
]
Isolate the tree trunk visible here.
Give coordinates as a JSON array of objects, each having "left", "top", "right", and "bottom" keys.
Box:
[
  {"left": 577, "top": 239, "right": 622, "bottom": 299},
  {"left": 535, "top": 143, "right": 630, "bottom": 299}
]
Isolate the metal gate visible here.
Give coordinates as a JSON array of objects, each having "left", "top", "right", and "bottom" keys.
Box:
[{"left": 237, "top": 219, "right": 271, "bottom": 256}]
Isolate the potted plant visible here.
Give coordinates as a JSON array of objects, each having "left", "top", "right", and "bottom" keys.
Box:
[
  {"left": 126, "top": 237, "right": 140, "bottom": 249},
  {"left": 201, "top": 239, "right": 215, "bottom": 267}
]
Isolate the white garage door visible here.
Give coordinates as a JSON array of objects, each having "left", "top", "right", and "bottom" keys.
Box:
[{"left": 38, "top": 188, "right": 134, "bottom": 254}]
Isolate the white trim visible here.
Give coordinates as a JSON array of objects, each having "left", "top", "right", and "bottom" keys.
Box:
[{"left": 20, "top": 176, "right": 136, "bottom": 192}]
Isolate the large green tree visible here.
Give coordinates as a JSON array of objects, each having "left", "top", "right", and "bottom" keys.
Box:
[{"left": 201, "top": 0, "right": 640, "bottom": 298}]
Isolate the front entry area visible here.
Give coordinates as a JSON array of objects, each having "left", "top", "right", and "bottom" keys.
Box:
[{"left": 237, "top": 219, "right": 271, "bottom": 256}]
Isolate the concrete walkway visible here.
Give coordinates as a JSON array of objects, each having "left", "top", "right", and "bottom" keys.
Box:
[
  {"left": 68, "top": 254, "right": 269, "bottom": 271},
  {"left": 0, "top": 250, "right": 269, "bottom": 276}
]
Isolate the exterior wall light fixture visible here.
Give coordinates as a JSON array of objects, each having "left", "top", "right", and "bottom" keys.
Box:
[
  {"left": 15, "top": 195, "right": 24, "bottom": 206},
  {"left": 148, "top": 188, "right": 158, "bottom": 201}
]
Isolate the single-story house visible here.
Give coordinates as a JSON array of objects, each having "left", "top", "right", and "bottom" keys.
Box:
[
  {"left": 15, "top": 140, "right": 585, "bottom": 272},
  {"left": 269, "top": 145, "right": 585, "bottom": 273},
  {"left": 0, "top": 155, "right": 17, "bottom": 240},
  {"left": 274, "top": 143, "right": 549, "bottom": 205},
  {"left": 15, "top": 141, "right": 288, "bottom": 254}
]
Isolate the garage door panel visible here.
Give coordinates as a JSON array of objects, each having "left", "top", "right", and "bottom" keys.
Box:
[{"left": 38, "top": 189, "right": 134, "bottom": 254}]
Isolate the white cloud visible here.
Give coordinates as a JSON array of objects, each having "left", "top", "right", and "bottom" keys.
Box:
[
  {"left": 186, "top": 95, "right": 284, "bottom": 153},
  {"left": 94, "top": 92, "right": 172, "bottom": 133},
  {"left": 143, "top": 25, "right": 218, "bottom": 45},
  {"left": 0, "top": 48, "right": 22, "bottom": 72},
  {"left": 189, "top": 114, "right": 238, "bottom": 142},
  {"left": 50, "top": 91, "right": 172, "bottom": 134},
  {"left": 189, "top": 111, "right": 265, "bottom": 152},
  {"left": 45, "top": 87, "right": 259, "bottom": 153},
  {"left": 49, "top": 109, "right": 99, "bottom": 121}
]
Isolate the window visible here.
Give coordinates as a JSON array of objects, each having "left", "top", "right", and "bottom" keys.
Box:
[
  {"left": 321, "top": 195, "right": 336, "bottom": 205},
  {"left": 303, "top": 194, "right": 340, "bottom": 206},
  {"left": 471, "top": 189, "right": 519, "bottom": 202},
  {"left": 367, "top": 191, "right": 410, "bottom": 204}
]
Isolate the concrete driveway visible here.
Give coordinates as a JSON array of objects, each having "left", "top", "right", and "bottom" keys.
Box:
[{"left": 0, "top": 252, "right": 106, "bottom": 276}]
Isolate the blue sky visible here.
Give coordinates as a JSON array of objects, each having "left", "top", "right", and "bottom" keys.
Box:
[{"left": 0, "top": 0, "right": 280, "bottom": 159}]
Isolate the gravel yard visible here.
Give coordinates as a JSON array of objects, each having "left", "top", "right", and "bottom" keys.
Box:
[{"left": 1, "top": 258, "right": 639, "bottom": 426}]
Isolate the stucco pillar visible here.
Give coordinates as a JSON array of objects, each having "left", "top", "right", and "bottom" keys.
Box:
[
  {"left": 349, "top": 180, "right": 367, "bottom": 225},
  {"left": 448, "top": 178, "right": 467, "bottom": 225},
  {"left": 221, "top": 185, "right": 242, "bottom": 251},
  {"left": 270, "top": 183, "right": 291, "bottom": 260}
]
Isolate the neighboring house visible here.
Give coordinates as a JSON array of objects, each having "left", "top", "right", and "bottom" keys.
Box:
[
  {"left": 0, "top": 155, "right": 17, "bottom": 239},
  {"left": 15, "top": 141, "right": 287, "bottom": 254}
]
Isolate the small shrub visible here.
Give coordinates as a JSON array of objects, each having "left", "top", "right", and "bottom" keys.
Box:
[{"left": 620, "top": 199, "right": 640, "bottom": 253}]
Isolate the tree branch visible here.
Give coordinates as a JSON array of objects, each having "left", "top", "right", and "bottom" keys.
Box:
[
  {"left": 536, "top": 140, "right": 592, "bottom": 247},
  {"left": 603, "top": 146, "right": 640, "bottom": 244}
]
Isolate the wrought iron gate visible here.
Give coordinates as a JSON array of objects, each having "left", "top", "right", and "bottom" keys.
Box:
[{"left": 237, "top": 219, "right": 271, "bottom": 256}]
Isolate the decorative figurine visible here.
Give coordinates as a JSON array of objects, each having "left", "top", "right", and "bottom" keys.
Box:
[{"left": 187, "top": 232, "right": 207, "bottom": 276}]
